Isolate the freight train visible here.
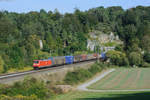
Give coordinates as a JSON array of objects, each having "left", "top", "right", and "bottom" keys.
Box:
[{"left": 33, "top": 53, "right": 106, "bottom": 70}]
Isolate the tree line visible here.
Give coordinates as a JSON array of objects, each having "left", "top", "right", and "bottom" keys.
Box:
[{"left": 0, "top": 6, "right": 150, "bottom": 72}]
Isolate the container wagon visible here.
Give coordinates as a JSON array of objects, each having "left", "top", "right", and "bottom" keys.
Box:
[{"left": 65, "top": 56, "right": 74, "bottom": 64}]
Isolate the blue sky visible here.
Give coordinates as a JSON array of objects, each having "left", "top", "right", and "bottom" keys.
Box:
[{"left": 0, "top": 0, "right": 150, "bottom": 13}]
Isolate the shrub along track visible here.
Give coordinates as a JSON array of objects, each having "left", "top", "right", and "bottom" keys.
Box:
[{"left": 77, "top": 68, "right": 150, "bottom": 92}]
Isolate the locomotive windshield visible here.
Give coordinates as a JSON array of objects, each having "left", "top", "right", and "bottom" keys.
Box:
[{"left": 34, "top": 61, "right": 39, "bottom": 63}]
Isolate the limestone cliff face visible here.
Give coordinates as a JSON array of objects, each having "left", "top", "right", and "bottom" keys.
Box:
[
  {"left": 39, "top": 40, "right": 43, "bottom": 49},
  {"left": 87, "top": 31, "right": 122, "bottom": 52}
]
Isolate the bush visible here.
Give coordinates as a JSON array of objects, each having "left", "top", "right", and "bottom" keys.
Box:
[
  {"left": 128, "top": 52, "right": 142, "bottom": 66},
  {"left": 3, "top": 64, "right": 9, "bottom": 73},
  {"left": 141, "top": 62, "right": 150, "bottom": 68},
  {"left": 88, "top": 63, "right": 101, "bottom": 74},
  {"left": 64, "top": 69, "right": 92, "bottom": 85},
  {"left": 0, "top": 77, "right": 51, "bottom": 100},
  {"left": 0, "top": 94, "right": 39, "bottom": 100},
  {"left": 103, "top": 42, "right": 117, "bottom": 47},
  {"left": 115, "top": 44, "right": 124, "bottom": 52},
  {"left": 143, "top": 52, "right": 150, "bottom": 63},
  {"left": 0, "top": 55, "right": 4, "bottom": 73},
  {"left": 106, "top": 50, "right": 129, "bottom": 66},
  {"left": 64, "top": 63, "right": 103, "bottom": 85},
  {"left": 73, "top": 51, "right": 88, "bottom": 55}
]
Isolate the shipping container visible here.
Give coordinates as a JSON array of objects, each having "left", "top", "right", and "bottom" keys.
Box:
[
  {"left": 65, "top": 56, "right": 74, "bottom": 64},
  {"left": 74, "top": 55, "right": 82, "bottom": 62},
  {"left": 53, "top": 56, "right": 65, "bottom": 66},
  {"left": 101, "top": 52, "right": 106, "bottom": 59},
  {"left": 87, "top": 54, "right": 94, "bottom": 60},
  {"left": 93, "top": 53, "right": 98, "bottom": 58},
  {"left": 81, "top": 54, "right": 87, "bottom": 61}
]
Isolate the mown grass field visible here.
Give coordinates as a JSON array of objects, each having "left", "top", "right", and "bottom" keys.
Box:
[
  {"left": 51, "top": 91, "right": 150, "bottom": 100},
  {"left": 88, "top": 68, "right": 150, "bottom": 90},
  {"left": 51, "top": 68, "right": 150, "bottom": 100}
]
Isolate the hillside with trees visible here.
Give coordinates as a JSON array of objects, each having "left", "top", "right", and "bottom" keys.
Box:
[{"left": 0, "top": 6, "right": 150, "bottom": 73}]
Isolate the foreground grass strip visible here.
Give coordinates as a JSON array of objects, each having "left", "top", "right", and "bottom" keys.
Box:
[{"left": 51, "top": 91, "right": 150, "bottom": 100}]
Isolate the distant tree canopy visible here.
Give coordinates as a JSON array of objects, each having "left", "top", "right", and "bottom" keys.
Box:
[{"left": 0, "top": 6, "right": 150, "bottom": 71}]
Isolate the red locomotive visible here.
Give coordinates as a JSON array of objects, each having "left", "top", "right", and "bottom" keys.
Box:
[{"left": 33, "top": 59, "right": 52, "bottom": 69}]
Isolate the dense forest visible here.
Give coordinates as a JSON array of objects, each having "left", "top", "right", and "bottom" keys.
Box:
[{"left": 0, "top": 6, "right": 150, "bottom": 73}]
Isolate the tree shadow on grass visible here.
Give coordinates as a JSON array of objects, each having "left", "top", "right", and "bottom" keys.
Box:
[{"left": 77, "top": 92, "right": 150, "bottom": 100}]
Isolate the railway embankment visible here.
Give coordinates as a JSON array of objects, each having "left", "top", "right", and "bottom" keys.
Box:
[{"left": 0, "top": 60, "right": 95, "bottom": 84}]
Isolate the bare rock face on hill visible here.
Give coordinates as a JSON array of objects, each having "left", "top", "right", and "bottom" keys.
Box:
[{"left": 87, "top": 30, "right": 122, "bottom": 52}]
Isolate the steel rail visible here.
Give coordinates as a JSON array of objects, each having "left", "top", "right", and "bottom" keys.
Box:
[{"left": 0, "top": 59, "right": 96, "bottom": 80}]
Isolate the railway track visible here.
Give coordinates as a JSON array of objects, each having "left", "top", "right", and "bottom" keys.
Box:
[{"left": 0, "top": 60, "right": 96, "bottom": 83}]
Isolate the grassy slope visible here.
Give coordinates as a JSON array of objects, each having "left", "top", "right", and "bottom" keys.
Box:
[
  {"left": 51, "top": 91, "right": 150, "bottom": 100},
  {"left": 88, "top": 68, "right": 150, "bottom": 90}
]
